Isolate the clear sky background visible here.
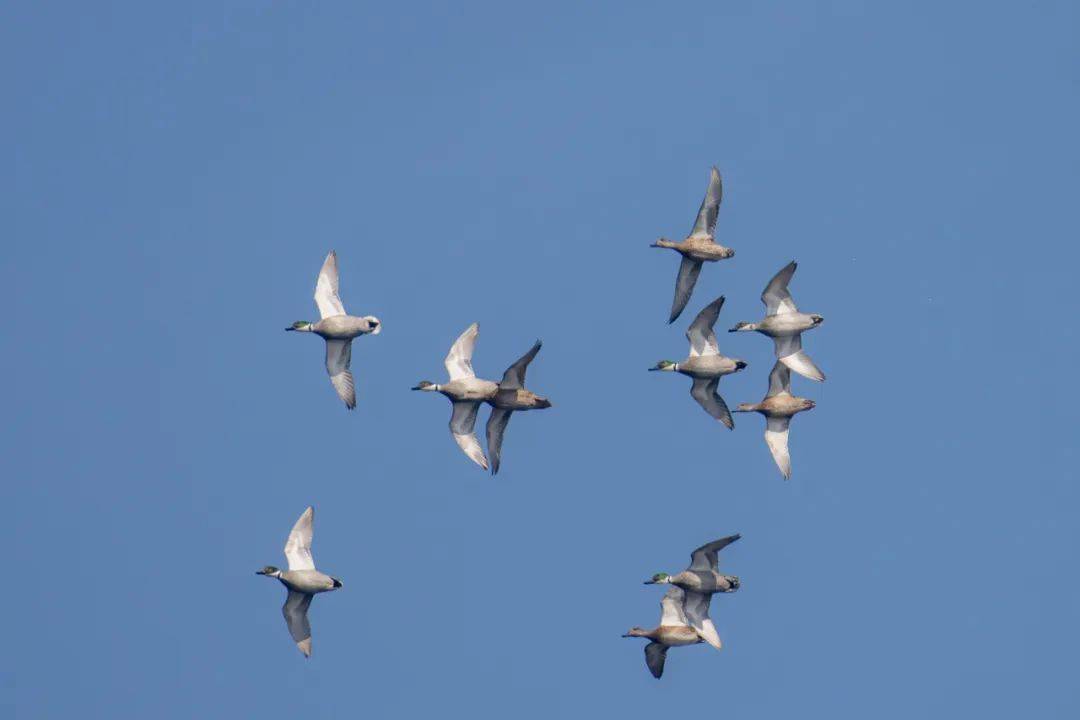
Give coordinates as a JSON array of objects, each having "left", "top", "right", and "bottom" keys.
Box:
[{"left": 4, "top": 1, "right": 1079, "bottom": 717}]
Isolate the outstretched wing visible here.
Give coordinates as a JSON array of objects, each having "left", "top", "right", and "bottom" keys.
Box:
[
  {"left": 765, "top": 416, "right": 793, "bottom": 479},
  {"left": 314, "top": 250, "right": 347, "bottom": 319},
  {"left": 282, "top": 591, "right": 314, "bottom": 657},
  {"left": 682, "top": 591, "right": 721, "bottom": 650},
  {"left": 688, "top": 167, "right": 723, "bottom": 239},
  {"left": 450, "top": 401, "right": 487, "bottom": 469},
  {"left": 445, "top": 323, "right": 479, "bottom": 381},
  {"left": 686, "top": 296, "right": 724, "bottom": 357},
  {"left": 485, "top": 407, "right": 513, "bottom": 476},
  {"left": 690, "top": 378, "right": 733, "bottom": 429},
  {"left": 644, "top": 642, "right": 669, "bottom": 679},
  {"left": 669, "top": 257, "right": 702, "bottom": 324},
  {"left": 283, "top": 506, "right": 315, "bottom": 571},
  {"left": 325, "top": 339, "right": 356, "bottom": 409},
  {"left": 761, "top": 261, "right": 799, "bottom": 316},
  {"left": 766, "top": 361, "right": 791, "bottom": 398},
  {"left": 658, "top": 586, "right": 690, "bottom": 627},
  {"left": 688, "top": 534, "right": 741, "bottom": 572},
  {"left": 499, "top": 340, "right": 541, "bottom": 390},
  {"left": 775, "top": 334, "right": 825, "bottom": 382}
]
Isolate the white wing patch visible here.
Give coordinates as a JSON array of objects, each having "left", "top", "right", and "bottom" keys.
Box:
[
  {"left": 452, "top": 431, "right": 489, "bottom": 470},
  {"left": 283, "top": 506, "right": 316, "bottom": 571},
  {"left": 444, "top": 323, "right": 479, "bottom": 381},
  {"left": 314, "top": 250, "right": 347, "bottom": 319},
  {"left": 686, "top": 296, "right": 724, "bottom": 357},
  {"left": 764, "top": 419, "right": 792, "bottom": 479},
  {"left": 659, "top": 586, "right": 690, "bottom": 627},
  {"left": 682, "top": 591, "right": 721, "bottom": 650},
  {"left": 450, "top": 401, "right": 488, "bottom": 470},
  {"left": 779, "top": 350, "right": 825, "bottom": 382},
  {"left": 762, "top": 261, "right": 799, "bottom": 316},
  {"left": 325, "top": 339, "right": 356, "bottom": 409}
]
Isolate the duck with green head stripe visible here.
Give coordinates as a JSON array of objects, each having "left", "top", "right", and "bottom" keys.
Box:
[
  {"left": 650, "top": 295, "right": 747, "bottom": 429},
  {"left": 643, "top": 534, "right": 742, "bottom": 652}
]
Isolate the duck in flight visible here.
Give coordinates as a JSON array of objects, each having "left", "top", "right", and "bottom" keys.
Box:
[
  {"left": 644, "top": 534, "right": 741, "bottom": 650},
  {"left": 485, "top": 340, "right": 551, "bottom": 475},
  {"left": 650, "top": 296, "right": 747, "bottom": 429},
  {"left": 623, "top": 586, "right": 704, "bottom": 679},
  {"left": 286, "top": 250, "right": 381, "bottom": 409},
  {"left": 651, "top": 167, "right": 734, "bottom": 323},
  {"left": 412, "top": 323, "right": 498, "bottom": 470},
  {"left": 729, "top": 260, "right": 825, "bottom": 382},
  {"left": 734, "top": 361, "right": 816, "bottom": 479},
  {"left": 256, "top": 507, "right": 343, "bottom": 658}
]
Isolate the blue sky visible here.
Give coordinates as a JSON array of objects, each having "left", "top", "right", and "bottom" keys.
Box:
[{"left": 4, "top": 1, "right": 1079, "bottom": 717}]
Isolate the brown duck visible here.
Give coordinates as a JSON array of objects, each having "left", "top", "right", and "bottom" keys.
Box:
[{"left": 651, "top": 167, "right": 734, "bottom": 323}]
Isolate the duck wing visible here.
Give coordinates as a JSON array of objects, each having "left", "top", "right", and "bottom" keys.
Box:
[
  {"left": 644, "top": 642, "right": 669, "bottom": 679},
  {"left": 765, "top": 416, "right": 793, "bottom": 479},
  {"left": 283, "top": 506, "right": 316, "bottom": 571},
  {"left": 774, "top": 334, "right": 825, "bottom": 382},
  {"left": 761, "top": 261, "right": 799, "bottom": 316},
  {"left": 686, "top": 295, "right": 724, "bottom": 357},
  {"left": 669, "top": 257, "right": 702, "bottom": 324},
  {"left": 690, "top": 378, "right": 733, "bottom": 429},
  {"left": 688, "top": 534, "right": 741, "bottom": 572},
  {"left": 499, "top": 340, "right": 541, "bottom": 389},
  {"left": 682, "top": 591, "right": 721, "bottom": 650},
  {"left": 450, "top": 400, "right": 488, "bottom": 470},
  {"left": 325, "top": 339, "right": 356, "bottom": 409},
  {"left": 688, "top": 166, "right": 722, "bottom": 239},
  {"left": 659, "top": 586, "right": 690, "bottom": 627},
  {"left": 444, "top": 323, "right": 479, "bottom": 381},
  {"left": 766, "top": 361, "right": 791, "bottom": 398},
  {"left": 485, "top": 407, "right": 513, "bottom": 476},
  {"left": 282, "top": 590, "right": 314, "bottom": 657},
  {"left": 314, "top": 250, "right": 347, "bottom": 319}
]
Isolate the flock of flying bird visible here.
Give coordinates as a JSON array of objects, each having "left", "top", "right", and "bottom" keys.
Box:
[{"left": 258, "top": 167, "right": 827, "bottom": 678}]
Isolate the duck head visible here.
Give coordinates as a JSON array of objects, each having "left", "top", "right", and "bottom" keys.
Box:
[
  {"left": 644, "top": 572, "right": 672, "bottom": 585},
  {"left": 810, "top": 314, "right": 824, "bottom": 326},
  {"left": 256, "top": 566, "right": 281, "bottom": 577},
  {"left": 622, "top": 626, "right": 650, "bottom": 638},
  {"left": 286, "top": 321, "right": 314, "bottom": 332},
  {"left": 363, "top": 316, "right": 382, "bottom": 335},
  {"left": 728, "top": 321, "right": 757, "bottom": 333},
  {"left": 734, "top": 402, "right": 757, "bottom": 413},
  {"left": 734, "top": 360, "right": 748, "bottom": 372},
  {"left": 724, "top": 575, "right": 741, "bottom": 592},
  {"left": 649, "top": 360, "right": 678, "bottom": 372},
  {"left": 411, "top": 381, "right": 440, "bottom": 392}
]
